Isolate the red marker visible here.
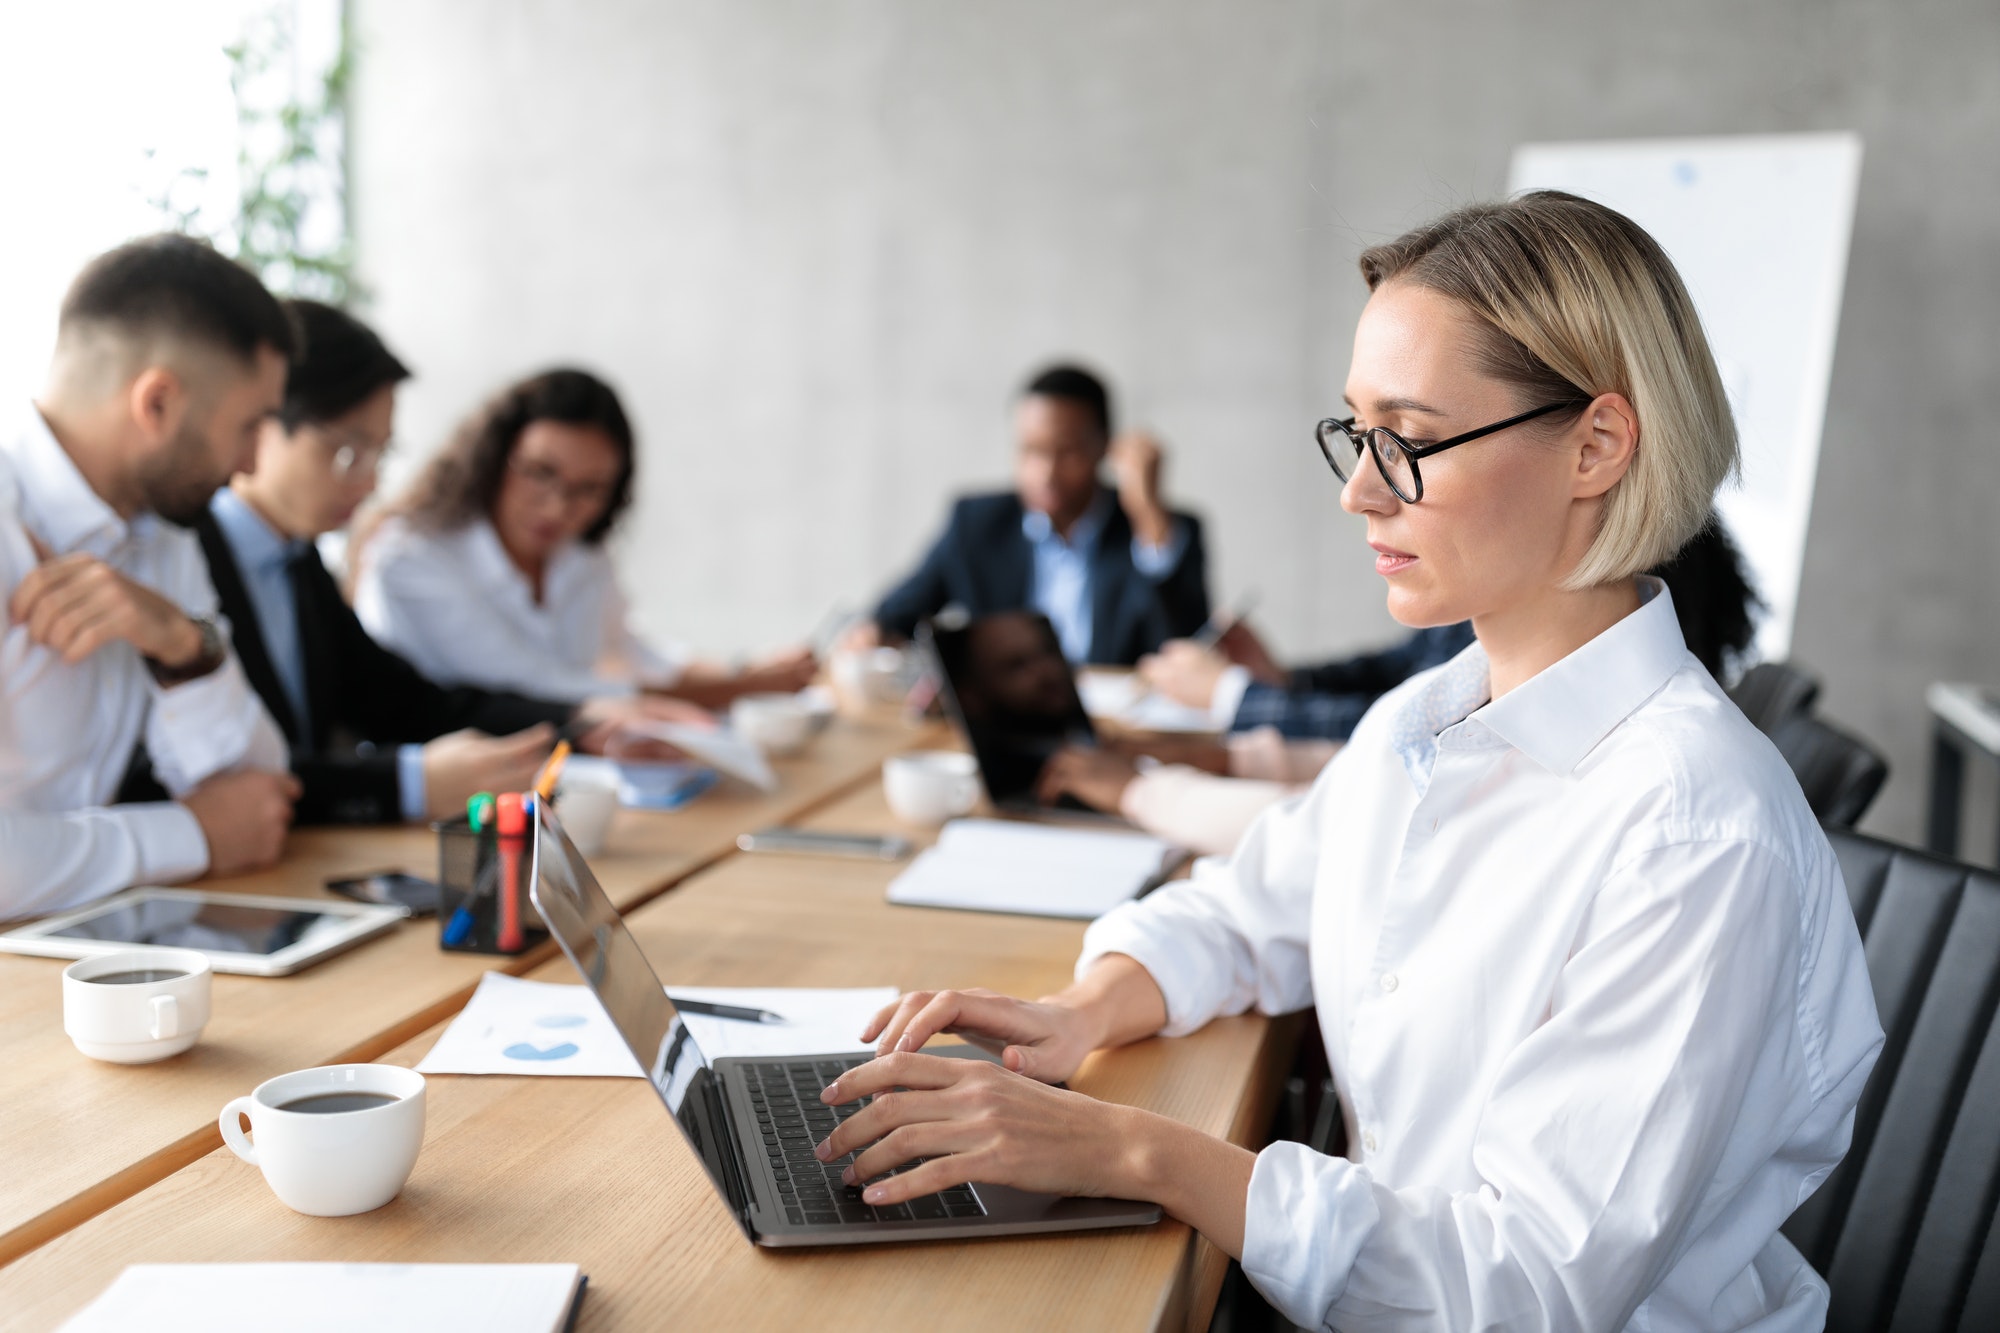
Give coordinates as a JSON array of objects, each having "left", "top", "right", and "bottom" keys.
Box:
[{"left": 495, "top": 791, "right": 527, "bottom": 952}]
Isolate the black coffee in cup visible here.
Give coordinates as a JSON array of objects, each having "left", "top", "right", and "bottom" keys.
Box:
[
  {"left": 88, "top": 969, "right": 189, "bottom": 985},
  {"left": 276, "top": 1092, "right": 401, "bottom": 1114}
]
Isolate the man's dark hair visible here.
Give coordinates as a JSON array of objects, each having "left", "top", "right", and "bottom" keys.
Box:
[
  {"left": 394, "top": 367, "right": 635, "bottom": 545},
  {"left": 59, "top": 233, "right": 297, "bottom": 366},
  {"left": 1021, "top": 363, "right": 1113, "bottom": 441},
  {"left": 279, "top": 300, "right": 410, "bottom": 429}
]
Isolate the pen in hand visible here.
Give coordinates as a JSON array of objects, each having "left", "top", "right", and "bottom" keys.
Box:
[{"left": 669, "top": 996, "right": 789, "bottom": 1025}]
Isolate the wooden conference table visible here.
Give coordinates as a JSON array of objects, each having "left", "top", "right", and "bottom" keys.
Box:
[
  {"left": 0, "top": 712, "right": 922, "bottom": 1268},
  {"left": 0, "top": 717, "right": 1292, "bottom": 1331}
]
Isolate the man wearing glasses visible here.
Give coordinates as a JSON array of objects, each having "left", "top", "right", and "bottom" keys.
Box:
[{"left": 186, "top": 301, "right": 676, "bottom": 826}]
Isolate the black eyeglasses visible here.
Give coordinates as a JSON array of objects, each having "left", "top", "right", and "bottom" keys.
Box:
[{"left": 1315, "top": 400, "right": 1582, "bottom": 504}]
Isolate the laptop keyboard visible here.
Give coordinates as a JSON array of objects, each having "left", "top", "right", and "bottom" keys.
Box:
[{"left": 745, "top": 1057, "right": 988, "bottom": 1227}]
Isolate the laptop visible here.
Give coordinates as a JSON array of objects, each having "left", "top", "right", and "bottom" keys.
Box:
[
  {"left": 917, "top": 610, "right": 1120, "bottom": 820},
  {"left": 527, "top": 797, "right": 1162, "bottom": 1246}
]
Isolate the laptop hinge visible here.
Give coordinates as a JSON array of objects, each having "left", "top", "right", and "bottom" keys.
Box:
[{"left": 705, "top": 1066, "right": 760, "bottom": 1236}]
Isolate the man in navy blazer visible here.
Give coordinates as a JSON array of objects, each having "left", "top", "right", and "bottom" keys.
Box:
[{"left": 859, "top": 365, "right": 1210, "bottom": 666}]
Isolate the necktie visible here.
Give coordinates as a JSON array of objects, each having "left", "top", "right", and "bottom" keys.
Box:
[{"left": 281, "top": 544, "right": 319, "bottom": 752}]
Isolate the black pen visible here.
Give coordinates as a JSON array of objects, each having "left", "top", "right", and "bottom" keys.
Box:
[{"left": 669, "top": 996, "right": 789, "bottom": 1025}]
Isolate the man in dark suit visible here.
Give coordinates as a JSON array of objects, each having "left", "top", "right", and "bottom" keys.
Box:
[
  {"left": 195, "top": 300, "right": 693, "bottom": 825},
  {"left": 854, "top": 364, "right": 1209, "bottom": 666}
]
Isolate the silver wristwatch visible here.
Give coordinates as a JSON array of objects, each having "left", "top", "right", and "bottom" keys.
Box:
[{"left": 146, "top": 616, "right": 226, "bottom": 686}]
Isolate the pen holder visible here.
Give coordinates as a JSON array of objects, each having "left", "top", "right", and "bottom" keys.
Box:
[{"left": 434, "top": 814, "right": 546, "bottom": 956}]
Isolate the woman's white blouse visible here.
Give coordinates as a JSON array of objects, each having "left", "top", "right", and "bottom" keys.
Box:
[
  {"left": 353, "top": 516, "right": 685, "bottom": 704},
  {"left": 1079, "top": 582, "right": 1883, "bottom": 1332}
]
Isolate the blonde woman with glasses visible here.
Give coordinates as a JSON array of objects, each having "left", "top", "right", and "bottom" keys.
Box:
[{"left": 813, "top": 193, "right": 1883, "bottom": 1331}]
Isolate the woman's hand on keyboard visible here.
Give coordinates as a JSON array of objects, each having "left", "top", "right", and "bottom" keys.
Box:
[
  {"left": 814, "top": 1051, "right": 1132, "bottom": 1205},
  {"left": 814, "top": 1046, "right": 1258, "bottom": 1259},
  {"left": 862, "top": 988, "right": 1098, "bottom": 1085}
]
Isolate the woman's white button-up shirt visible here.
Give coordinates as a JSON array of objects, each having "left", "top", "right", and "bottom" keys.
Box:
[
  {"left": 1080, "top": 580, "right": 1883, "bottom": 1332},
  {"left": 353, "top": 516, "right": 686, "bottom": 704}
]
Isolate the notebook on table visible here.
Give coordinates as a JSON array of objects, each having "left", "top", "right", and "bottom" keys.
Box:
[
  {"left": 886, "top": 818, "right": 1181, "bottom": 920},
  {"left": 61, "top": 1263, "right": 587, "bottom": 1333}
]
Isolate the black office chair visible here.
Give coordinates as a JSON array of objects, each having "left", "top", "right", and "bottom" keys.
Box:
[
  {"left": 1770, "top": 712, "right": 1890, "bottom": 827},
  {"left": 1783, "top": 827, "right": 2000, "bottom": 1332},
  {"left": 1729, "top": 661, "right": 1822, "bottom": 734}
]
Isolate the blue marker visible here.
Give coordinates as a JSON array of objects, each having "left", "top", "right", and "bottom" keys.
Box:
[{"left": 441, "top": 792, "right": 497, "bottom": 948}]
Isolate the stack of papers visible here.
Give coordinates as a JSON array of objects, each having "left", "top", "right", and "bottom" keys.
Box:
[
  {"left": 886, "top": 818, "right": 1177, "bottom": 920},
  {"left": 1077, "top": 671, "right": 1220, "bottom": 734},
  {"left": 560, "top": 754, "right": 716, "bottom": 810},
  {"left": 63, "top": 1264, "right": 586, "bottom": 1333},
  {"left": 621, "top": 721, "right": 778, "bottom": 792},
  {"left": 416, "top": 974, "right": 897, "bottom": 1076}
]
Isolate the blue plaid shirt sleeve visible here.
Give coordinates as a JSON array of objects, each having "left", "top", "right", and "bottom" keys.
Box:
[
  {"left": 1230, "top": 681, "right": 1379, "bottom": 740},
  {"left": 1228, "top": 622, "right": 1477, "bottom": 741}
]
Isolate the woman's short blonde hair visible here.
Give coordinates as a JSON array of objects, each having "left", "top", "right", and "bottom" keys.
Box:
[{"left": 1358, "top": 191, "right": 1738, "bottom": 588}]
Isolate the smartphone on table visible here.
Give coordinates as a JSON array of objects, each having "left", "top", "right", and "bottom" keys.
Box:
[
  {"left": 325, "top": 871, "right": 442, "bottom": 917},
  {"left": 735, "top": 828, "right": 912, "bottom": 861}
]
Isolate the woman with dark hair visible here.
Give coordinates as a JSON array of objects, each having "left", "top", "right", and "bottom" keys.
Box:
[
  {"left": 354, "top": 368, "right": 814, "bottom": 707},
  {"left": 201, "top": 309, "right": 702, "bottom": 825}
]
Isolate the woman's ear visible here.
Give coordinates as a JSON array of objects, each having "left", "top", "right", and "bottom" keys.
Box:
[{"left": 1573, "top": 392, "right": 1639, "bottom": 500}]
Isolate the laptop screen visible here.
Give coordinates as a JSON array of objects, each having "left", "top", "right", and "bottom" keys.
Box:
[
  {"left": 528, "top": 797, "right": 754, "bottom": 1235},
  {"left": 921, "top": 611, "right": 1096, "bottom": 808}
]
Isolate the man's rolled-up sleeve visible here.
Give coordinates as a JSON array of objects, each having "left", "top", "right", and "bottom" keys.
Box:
[
  {"left": 144, "top": 651, "right": 288, "bottom": 795},
  {"left": 0, "top": 803, "right": 209, "bottom": 920}
]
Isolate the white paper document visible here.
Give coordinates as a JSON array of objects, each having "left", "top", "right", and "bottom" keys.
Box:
[
  {"left": 886, "top": 818, "right": 1177, "bottom": 920},
  {"left": 560, "top": 753, "right": 717, "bottom": 809},
  {"left": 417, "top": 973, "right": 642, "bottom": 1076},
  {"left": 623, "top": 720, "right": 778, "bottom": 791},
  {"left": 416, "top": 973, "right": 895, "bottom": 1076},
  {"left": 1077, "top": 671, "right": 1220, "bottom": 734},
  {"left": 62, "top": 1263, "right": 585, "bottom": 1333},
  {"left": 666, "top": 983, "right": 897, "bottom": 1060}
]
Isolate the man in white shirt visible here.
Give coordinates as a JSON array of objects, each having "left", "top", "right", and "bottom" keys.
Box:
[{"left": 0, "top": 235, "right": 299, "bottom": 920}]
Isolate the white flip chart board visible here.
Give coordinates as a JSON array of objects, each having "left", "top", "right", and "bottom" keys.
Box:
[{"left": 1509, "top": 133, "right": 1862, "bottom": 660}]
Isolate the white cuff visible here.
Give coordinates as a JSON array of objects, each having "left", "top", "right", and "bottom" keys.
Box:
[
  {"left": 1241, "top": 1140, "right": 1376, "bottom": 1330},
  {"left": 146, "top": 655, "right": 282, "bottom": 793},
  {"left": 634, "top": 639, "right": 691, "bottom": 691},
  {"left": 1076, "top": 883, "right": 1237, "bottom": 1037},
  {"left": 1209, "top": 664, "right": 1253, "bottom": 726},
  {"left": 1129, "top": 518, "right": 1189, "bottom": 579},
  {"left": 397, "top": 744, "right": 429, "bottom": 824},
  {"left": 128, "top": 801, "right": 212, "bottom": 885}
]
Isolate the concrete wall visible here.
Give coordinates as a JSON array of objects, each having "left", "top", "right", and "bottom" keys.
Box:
[{"left": 348, "top": 0, "right": 2000, "bottom": 847}]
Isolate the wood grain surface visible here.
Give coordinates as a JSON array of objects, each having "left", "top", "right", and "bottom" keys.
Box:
[
  {"left": 0, "top": 712, "right": 933, "bottom": 1268},
  {"left": 0, "top": 773, "right": 1296, "bottom": 1332}
]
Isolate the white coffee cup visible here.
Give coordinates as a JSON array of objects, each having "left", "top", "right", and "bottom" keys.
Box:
[
  {"left": 220, "top": 1064, "right": 426, "bottom": 1216},
  {"left": 883, "top": 751, "right": 982, "bottom": 825},
  {"left": 828, "top": 647, "right": 870, "bottom": 706},
  {"left": 554, "top": 770, "right": 621, "bottom": 856},
  {"left": 862, "top": 646, "right": 919, "bottom": 703},
  {"left": 62, "top": 949, "right": 212, "bottom": 1064},
  {"left": 730, "top": 692, "right": 815, "bottom": 756}
]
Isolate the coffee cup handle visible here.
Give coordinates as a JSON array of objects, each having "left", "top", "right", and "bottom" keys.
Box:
[
  {"left": 219, "top": 1097, "right": 259, "bottom": 1166},
  {"left": 148, "top": 994, "right": 178, "bottom": 1041},
  {"left": 951, "top": 774, "right": 981, "bottom": 813}
]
